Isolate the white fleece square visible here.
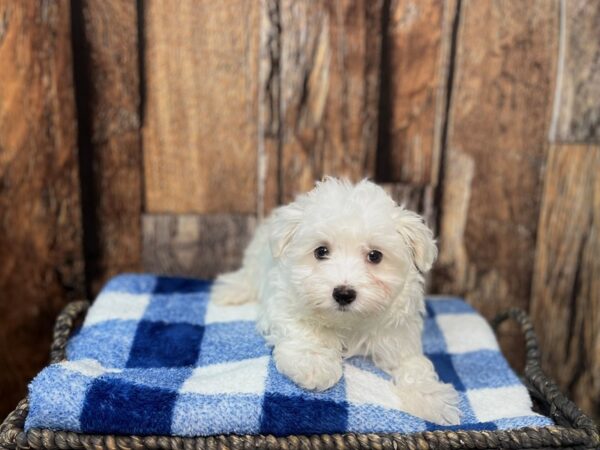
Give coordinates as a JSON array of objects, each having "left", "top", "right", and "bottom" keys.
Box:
[
  {"left": 204, "top": 301, "right": 258, "bottom": 324},
  {"left": 180, "top": 356, "right": 269, "bottom": 395},
  {"left": 344, "top": 364, "right": 400, "bottom": 411},
  {"left": 436, "top": 314, "right": 498, "bottom": 353},
  {"left": 467, "top": 385, "right": 533, "bottom": 421},
  {"left": 84, "top": 292, "right": 150, "bottom": 327}
]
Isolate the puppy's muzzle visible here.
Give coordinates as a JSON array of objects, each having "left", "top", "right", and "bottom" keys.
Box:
[{"left": 332, "top": 285, "right": 357, "bottom": 306}]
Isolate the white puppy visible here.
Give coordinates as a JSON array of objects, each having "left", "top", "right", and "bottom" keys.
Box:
[{"left": 211, "top": 177, "right": 459, "bottom": 425}]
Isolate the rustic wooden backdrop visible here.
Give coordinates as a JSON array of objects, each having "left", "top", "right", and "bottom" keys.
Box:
[{"left": 0, "top": 0, "right": 598, "bottom": 420}]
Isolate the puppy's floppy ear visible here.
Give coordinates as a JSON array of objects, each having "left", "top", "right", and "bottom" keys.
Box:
[
  {"left": 394, "top": 208, "right": 438, "bottom": 272},
  {"left": 269, "top": 202, "right": 304, "bottom": 258}
]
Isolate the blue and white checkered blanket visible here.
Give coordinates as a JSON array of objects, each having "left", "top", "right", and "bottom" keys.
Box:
[{"left": 26, "top": 274, "right": 552, "bottom": 436}]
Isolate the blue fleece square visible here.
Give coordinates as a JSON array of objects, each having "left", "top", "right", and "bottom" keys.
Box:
[
  {"left": 345, "top": 356, "right": 391, "bottom": 380},
  {"left": 264, "top": 359, "right": 347, "bottom": 402},
  {"left": 494, "top": 416, "right": 556, "bottom": 429},
  {"left": 456, "top": 391, "right": 477, "bottom": 423},
  {"left": 67, "top": 320, "right": 138, "bottom": 368},
  {"left": 102, "top": 273, "right": 158, "bottom": 294},
  {"left": 25, "top": 365, "right": 92, "bottom": 432},
  {"left": 452, "top": 350, "right": 520, "bottom": 389},
  {"left": 196, "top": 321, "right": 269, "bottom": 366},
  {"left": 171, "top": 393, "right": 263, "bottom": 436},
  {"left": 80, "top": 378, "right": 177, "bottom": 435},
  {"left": 422, "top": 316, "right": 447, "bottom": 354},
  {"left": 426, "top": 298, "right": 475, "bottom": 316},
  {"left": 143, "top": 294, "right": 209, "bottom": 326},
  {"left": 126, "top": 321, "right": 204, "bottom": 368},
  {"left": 153, "top": 276, "right": 211, "bottom": 294},
  {"left": 427, "top": 420, "right": 497, "bottom": 431},
  {"left": 428, "top": 353, "right": 466, "bottom": 392},
  {"left": 260, "top": 394, "right": 348, "bottom": 436},
  {"left": 116, "top": 368, "right": 192, "bottom": 391},
  {"left": 347, "top": 404, "right": 426, "bottom": 433}
]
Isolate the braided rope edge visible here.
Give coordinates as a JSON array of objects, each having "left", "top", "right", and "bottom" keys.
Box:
[{"left": 1, "top": 302, "right": 598, "bottom": 450}]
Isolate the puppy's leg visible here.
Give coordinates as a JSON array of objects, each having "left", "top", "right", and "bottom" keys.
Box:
[
  {"left": 272, "top": 324, "right": 343, "bottom": 391},
  {"left": 371, "top": 326, "right": 460, "bottom": 425},
  {"left": 390, "top": 355, "right": 460, "bottom": 425}
]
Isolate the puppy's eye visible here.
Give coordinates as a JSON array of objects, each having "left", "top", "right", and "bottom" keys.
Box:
[
  {"left": 367, "top": 250, "right": 383, "bottom": 264},
  {"left": 314, "top": 246, "right": 329, "bottom": 260}
]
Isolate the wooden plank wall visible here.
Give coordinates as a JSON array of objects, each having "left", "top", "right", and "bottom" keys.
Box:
[
  {"left": 0, "top": 0, "right": 598, "bottom": 421},
  {"left": 434, "top": 0, "right": 559, "bottom": 365},
  {"left": 0, "top": 0, "right": 85, "bottom": 417},
  {"left": 71, "top": 0, "right": 143, "bottom": 295},
  {"left": 529, "top": 0, "right": 600, "bottom": 417},
  {"left": 0, "top": 0, "right": 142, "bottom": 417}
]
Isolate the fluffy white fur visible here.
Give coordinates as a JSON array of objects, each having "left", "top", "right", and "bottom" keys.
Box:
[{"left": 211, "top": 178, "right": 460, "bottom": 425}]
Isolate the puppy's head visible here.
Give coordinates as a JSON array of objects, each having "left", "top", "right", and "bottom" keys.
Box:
[{"left": 269, "top": 177, "right": 437, "bottom": 317}]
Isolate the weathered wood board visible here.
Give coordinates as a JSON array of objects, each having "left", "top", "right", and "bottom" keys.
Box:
[
  {"left": 143, "top": 1, "right": 261, "bottom": 214},
  {"left": 433, "top": 0, "right": 559, "bottom": 362},
  {"left": 0, "top": 1, "right": 84, "bottom": 417},
  {"left": 550, "top": 0, "right": 600, "bottom": 143},
  {"left": 258, "top": 0, "right": 384, "bottom": 212},
  {"left": 530, "top": 144, "right": 600, "bottom": 418},
  {"left": 377, "top": 0, "right": 455, "bottom": 186},
  {"left": 143, "top": 214, "right": 257, "bottom": 279},
  {"left": 72, "top": 0, "right": 142, "bottom": 295}
]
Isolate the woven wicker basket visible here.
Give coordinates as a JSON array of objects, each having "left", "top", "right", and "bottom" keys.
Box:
[{"left": 1, "top": 301, "right": 598, "bottom": 450}]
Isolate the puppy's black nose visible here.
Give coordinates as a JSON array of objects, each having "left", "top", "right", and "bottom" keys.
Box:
[{"left": 332, "top": 286, "right": 357, "bottom": 306}]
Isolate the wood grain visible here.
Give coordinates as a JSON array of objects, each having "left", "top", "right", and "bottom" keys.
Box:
[
  {"left": 433, "top": 0, "right": 558, "bottom": 361},
  {"left": 0, "top": 1, "right": 84, "bottom": 417},
  {"left": 377, "top": 0, "right": 454, "bottom": 185},
  {"left": 143, "top": 1, "right": 261, "bottom": 214},
  {"left": 72, "top": 0, "right": 142, "bottom": 295},
  {"left": 530, "top": 144, "right": 600, "bottom": 418},
  {"left": 259, "top": 0, "right": 383, "bottom": 211},
  {"left": 142, "top": 214, "right": 257, "bottom": 279},
  {"left": 257, "top": 0, "right": 282, "bottom": 217},
  {"left": 550, "top": 0, "right": 600, "bottom": 143}
]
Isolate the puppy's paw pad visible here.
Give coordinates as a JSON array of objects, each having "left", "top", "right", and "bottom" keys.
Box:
[
  {"left": 395, "top": 382, "right": 460, "bottom": 425},
  {"left": 274, "top": 347, "right": 342, "bottom": 391}
]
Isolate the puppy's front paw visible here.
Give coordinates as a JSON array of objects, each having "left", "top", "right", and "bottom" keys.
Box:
[
  {"left": 394, "top": 381, "right": 460, "bottom": 425},
  {"left": 273, "top": 344, "right": 342, "bottom": 391}
]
